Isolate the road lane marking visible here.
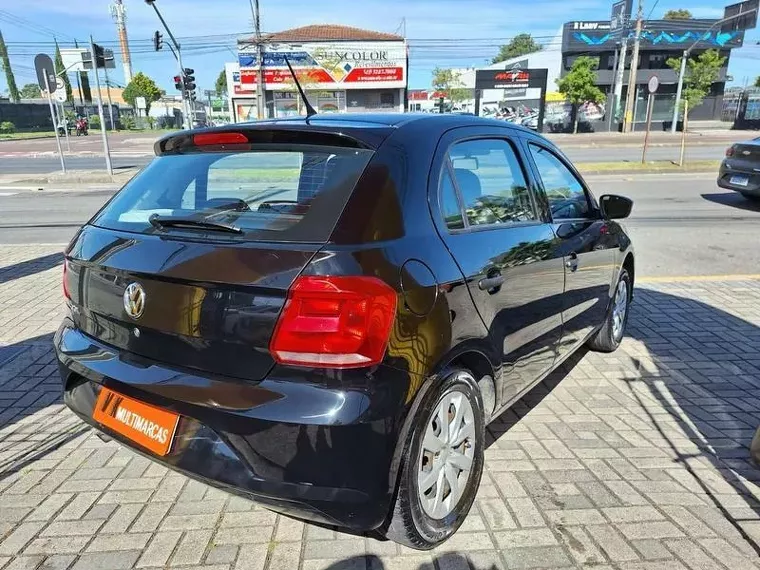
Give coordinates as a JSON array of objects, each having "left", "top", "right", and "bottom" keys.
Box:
[{"left": 639, "top": 274, "right": 760, "bottom": 283}]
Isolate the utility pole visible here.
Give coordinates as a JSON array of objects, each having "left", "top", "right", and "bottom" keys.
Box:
[
  {"left": 622, "top": 0, "right": 643, "bottom": 133},
  {"left": 611, "top": 38, "right": 628, "bottom": 129},
  {"left": 90, "top": 35, "right": 113, "bottom": 176},
  {"left": 249, "top": 0, "right": 266, "bottom": 119},
  {"left": 145, "top": 0, "right": 191, "bottom": 129}
]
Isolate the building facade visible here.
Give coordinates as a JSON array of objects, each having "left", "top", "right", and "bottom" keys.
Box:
[
  {"left": 228, "top": 24, "right": 408, "bottom": 121},
  {"left": 562, "top": 18, "right": 745, "bottom": 126}
]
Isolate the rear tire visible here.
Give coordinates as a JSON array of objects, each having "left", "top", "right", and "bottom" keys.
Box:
[
  {"left": 587, "top": 268, "right": 631, "bottom": 353},
  {"left": 384, "top": 369, "right": 485, "bottom": 550}
]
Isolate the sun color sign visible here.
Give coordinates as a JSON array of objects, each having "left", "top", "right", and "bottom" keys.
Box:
[{"left": 237, "top": 41, "right": 407, "bottom": 89}]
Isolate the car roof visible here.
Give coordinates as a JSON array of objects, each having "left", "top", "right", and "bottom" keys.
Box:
[
  {"left": 250, "top": 112, "right": 535, "bottom": 133},
  {"left": 156, "top": 113, "right": 541, "bottom": 155}
]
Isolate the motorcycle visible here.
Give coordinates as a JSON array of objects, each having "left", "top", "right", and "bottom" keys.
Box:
[{"left": 75, "top": 119, "right": 89, "bottom": 136}]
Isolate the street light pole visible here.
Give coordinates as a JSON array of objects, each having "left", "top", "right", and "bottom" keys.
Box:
[
  {"left": 145, "top": 0, "right": 192, "bottom": 129},
  {"left": 668, "top": 8, "right": 757, "bottom": 134}
]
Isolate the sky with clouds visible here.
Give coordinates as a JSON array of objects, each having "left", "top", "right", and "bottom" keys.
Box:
[{"left": 0, "top": 0, "right": 758, "bottom": 95}]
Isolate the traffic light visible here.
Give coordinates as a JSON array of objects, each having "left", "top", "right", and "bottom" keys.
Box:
[
  {"left": 93, "top": 43, "right": 106, "bottom": 68},
  {"left": 153, "top": 31, "right": 163, "bottom": 52},
  {"left": 173, "top": 75, "right": 183, "bottom": 91},
  {"left": 183, "top": 68, "right": 196, "bottom": 92}
]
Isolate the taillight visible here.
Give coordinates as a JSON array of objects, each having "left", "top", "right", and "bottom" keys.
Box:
[
  {"left": 726, "top": 146, "right": 735, "bottom": 157},
  {"left": 62, "top": 259, "right": 71, "bottom": 300},
  {"left": 193, "top": 132, "right": 248, "bottom": 146},
  {"left": 270, "top": 276, "right": 397, "bottom": 369}
]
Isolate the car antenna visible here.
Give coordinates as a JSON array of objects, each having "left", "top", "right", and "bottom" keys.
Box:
[{"left": 284, "top": 55, "right": 317, "bottom": 120}]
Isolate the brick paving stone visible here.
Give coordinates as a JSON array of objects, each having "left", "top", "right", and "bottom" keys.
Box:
[
  {"left": 232, "top": 544, "right": 267, "bottom": 570},
  {"left": 136, "top": 531, "right": 182, "bottom": 567},
  {"left": 71, "top": 551, "right": 141, "bottom": 570},
  {"left": 587, "top": 525, "right": 640, "bottom": 562},
  {"left": 0, "top": 522, "right": 45, "bottom": 556},
  {"left": 500, "top": 545, "right": 572, "bottom": 569},
  {"left": 631, "top": 539, "right": 673, "bottom": 561},
  {"left": 171, "top": 529, "right": 213, "bottom": 565},
  {"left": 602, "top": 506, "right": 665, "bottom": 522},
  {"left": 85, "top": 533, "right": 151, "bottom": 553},
  {"left": 506, "top": 498, "right": 545, "bottom": 527},
  {"left": 23, "top": 536, "right": 90, "bottom": 556},
  {"left": 493, "top": 528, "right": 557, "bottom": 549},
  {"left": 665, "top": 539, "right": 724, "bottom": 570}
]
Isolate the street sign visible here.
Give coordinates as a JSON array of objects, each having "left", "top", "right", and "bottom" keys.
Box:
[
  {"left": 135, "top": 97, "right": 147, "bottom": 110},
  {"left": 60, "top": 49, "right": 88, "bottom": 72},
  {"left": 54, "top": 89, "right": 66, "bottom": 103},
  {"left": 34, "top": 53, "right": 56, "bottom": 91},
  {"left": 647, "top": 75, "right": 659, "bottom": 94},
  {"left": 611, "top": 0, "right": 632, "bottom": 34},
  {"left": 56, "top": 77, "right": 65, "bottom": 92},
  {"left": 722, "top": 0, "right": 759, "bottom": 32}
]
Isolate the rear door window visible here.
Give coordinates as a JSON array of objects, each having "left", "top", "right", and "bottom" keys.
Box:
[
  {"left": 448, "top": 139, "right": 536, "bottom": 227},
  {"left": 92, "top": 146, "right": 374, "bottom": 242}
]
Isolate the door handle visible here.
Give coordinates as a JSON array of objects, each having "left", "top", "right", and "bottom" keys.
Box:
[
  {"left": 565, "top": 252, "right": 579, "bottom": 272},
  {"left": 478, "top": 274, "right": 504, "bottom": 293}
]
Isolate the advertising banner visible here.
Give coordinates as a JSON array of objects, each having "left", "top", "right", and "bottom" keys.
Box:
[{"left": 237, "top": 41, "right": 407, "bottom": 90}]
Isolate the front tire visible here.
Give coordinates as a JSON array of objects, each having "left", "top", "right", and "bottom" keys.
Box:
[
  {"left": 587, "top": 268, "right": 631, "bottom": 353},
  {"left": 385, "top": 370, "right": 485, "bottom": 550}
]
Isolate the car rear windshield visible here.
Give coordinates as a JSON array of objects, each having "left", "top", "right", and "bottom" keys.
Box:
[{"left": 92, "top": 145, "right": 374, "bottom": 242}]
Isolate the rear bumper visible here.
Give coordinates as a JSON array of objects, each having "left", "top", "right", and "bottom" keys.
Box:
[
  {"left": 718, "top": 161, "right": 760, "bottom": 196},
  {"left": 54, "top": 321, "right": 408, "bottom": 531}
]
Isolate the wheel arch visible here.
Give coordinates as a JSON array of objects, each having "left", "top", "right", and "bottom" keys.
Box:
[{"left": 385, "top": 345, "right": 497, "bottom": 518}]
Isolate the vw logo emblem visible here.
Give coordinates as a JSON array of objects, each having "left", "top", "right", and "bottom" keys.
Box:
[{"left": 123, "top": 282, "right": 146, "bottom": 320}]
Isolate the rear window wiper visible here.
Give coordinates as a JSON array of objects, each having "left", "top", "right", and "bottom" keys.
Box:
[{"left": 149, "top": 214, "right": 243, "bottom": 234}]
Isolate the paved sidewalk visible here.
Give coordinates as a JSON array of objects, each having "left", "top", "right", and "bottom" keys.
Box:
[{"left": 1, "top": 245, "right": 760, "bottom": 570}]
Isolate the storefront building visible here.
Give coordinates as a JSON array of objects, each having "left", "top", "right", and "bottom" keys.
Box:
[
  {"left": 227, "top": 24, "right": 407, "bottom": 121},
  {"left": 561, "top": 18, "right": 744, "bottom": 127}
]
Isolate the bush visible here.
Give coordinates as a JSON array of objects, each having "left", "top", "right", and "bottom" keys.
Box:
[
  {"left": 0, "top": 121, "right": 15, "bottom": 134},
  {"left": 120, "top": 115, "right": 136, "bottom": 130},
  {"left": 89, "top": 115, "right": 101, "bottom": 129}
]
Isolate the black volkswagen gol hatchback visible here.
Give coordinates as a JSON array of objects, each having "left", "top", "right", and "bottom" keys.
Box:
[{"left": 56, "top": 114, "right": 634, "bottom": 549}]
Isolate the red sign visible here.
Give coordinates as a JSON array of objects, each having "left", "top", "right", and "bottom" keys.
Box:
[
  {"left": 409, "top": 90, "right": 429, "bottom": 101},
  {"left": 493, "top": 70, "right": 530, "bottom": 83},
  {"left": 239, "top": 68, "right": 335, "bottom": 86},
  {"left": 344, "top": 67, "right": 404, "bottom": 82}
]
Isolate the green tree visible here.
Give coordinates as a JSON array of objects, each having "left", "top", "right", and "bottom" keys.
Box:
[
  {"left": 663, "top": 9, "right": 693, "bottom": 19},
  {"left": 667, "top": 49, "right": 726, "bottom": 118},
  {"left": 0, "top": 29, "right": 19, "bottom": 103},
  {"left": 431, "top": 68, "right": 470, "bottom": 104},
  {"left": 122, "top": 72, "right": 162, "bottom": 114},
  {"left": 755, "top": 76, "right": 760, "bottom": 88},
  {"left": 19, "top": 83, "right": 42, "bottom": 99},
  {"left": 556, "top": 56, "right": 605, "bottom": 134},
  {"left": 215, "top": 69, "right": 227, "bottom": 95},
  {"left": 492, "top": 34, "right": 543, "bottom": 64}
]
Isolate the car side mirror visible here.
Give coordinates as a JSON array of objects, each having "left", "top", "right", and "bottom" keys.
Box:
[{"left": 599, "top": 194, "right": 632, "bottom": 219}]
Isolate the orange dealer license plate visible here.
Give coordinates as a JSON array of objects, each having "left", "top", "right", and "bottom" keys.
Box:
[{"left": 93, "top": 388, "right": 179, "bottom": 456}]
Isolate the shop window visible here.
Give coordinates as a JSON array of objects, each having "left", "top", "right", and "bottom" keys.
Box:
[{"left": 380, "top": 92, "right": 395, "bottom": 107}]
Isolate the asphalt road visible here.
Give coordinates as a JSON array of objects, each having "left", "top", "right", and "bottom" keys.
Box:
[{"left": 0, "top": 173, "right": 758, "bottom": 278}]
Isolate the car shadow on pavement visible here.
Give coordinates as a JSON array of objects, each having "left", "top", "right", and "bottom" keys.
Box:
[
  {"left": 624, "top": 287, "right": 760, "bottom": 557},
  {"left": 0, "top": 332, "right": 90, "bottom": 482},
  {"left": 319, "top": 554, "right": 498, "bottom": 570},
  {"left": 701, "top": 192, "right": 760, "bottom": 213},
  {"left": 0, "top": 252, "right": 63, "bottom": 285}
]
